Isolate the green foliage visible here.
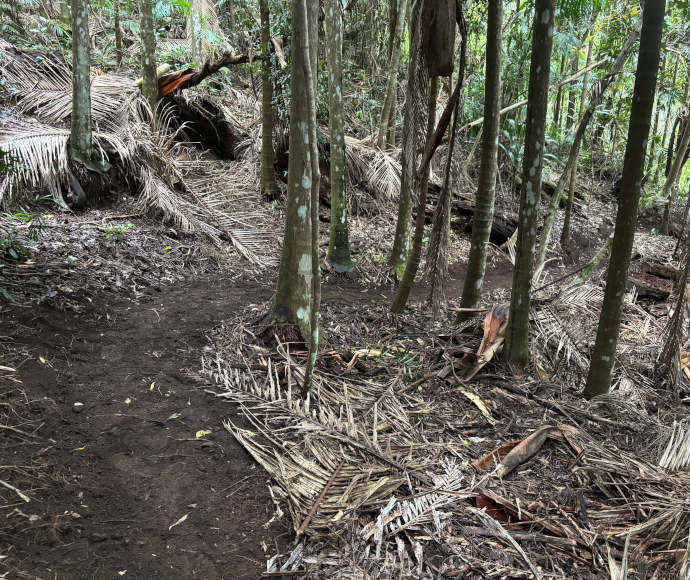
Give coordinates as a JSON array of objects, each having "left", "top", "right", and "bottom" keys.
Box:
[{"left": 103, "top": 223, "right": 134, "bottom": 243}]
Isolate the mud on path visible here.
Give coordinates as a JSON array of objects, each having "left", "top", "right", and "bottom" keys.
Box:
[{"left": 2, "top": 277, "right": 288, "bottom": 580}]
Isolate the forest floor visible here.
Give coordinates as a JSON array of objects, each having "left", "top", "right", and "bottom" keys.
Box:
[
  {"left": 0, "top": 203, "right": 517, "bottom": 579},
  {"left": 1, "top": 172, "right": 686, "bottom": 578}
]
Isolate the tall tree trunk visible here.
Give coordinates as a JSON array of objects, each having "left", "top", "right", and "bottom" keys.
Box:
[
  {"left": 457, "top": 0, "right": 502, "bottom": 319},
  {"left": 584, "top": 0, "right": 664, "bottom": 397},
  {"left": 298, "top": 0, "right": 321, "bottom": 391},
  {"left": 385, "top": 0, "right": 399, "bottom": 146},
  {"left": 654, "top": 56, "right": 678, "bottom": 183},
  {"left": 389, "top": 2, "right": 427, "bottom": 278},
  {"left": 189, "top": 0, "right": 203, "bottom": 67},
  {"left": 390, "top": 76, "right": 439, "bottom": 313},
  {"left": 504, "top": 0, "right": 555, "bottom": 370},
  {"left": 536, "top": 31, "right": 637, "bottom": 271},
  {"left": 259, "top": 0, "right": 279, "bottom": 198},
  {"left": 60, "top": 0, "right": 70, "bottom": 28},
  {"left": 114, "top": 0, "right": 123, "bottom": 69},
  {"left": 140, "top": 0, "right": 158, "bottom": 115},
  {"left": 553, "top": 53, "right": 566, "bottom": 130},
  {"left": 271, "top": 0, "right": 319, "bottom": 341},
  {"left": 661, "top": 119, "right": 690, "bottom": 234},
  {"left": 325, "top": 0, "right": 354, "bottom": 273},
  {"left": 560, "top": 34, "right": 593, "bottom": 248},
  {"left": 565, "top": 53, "right": 577, "bottom": 130},
  {"left": 377, "top": 0, "right": 408, "bottom": 149},
  {"left": 70, "top": 0, "right": 93, "bottom": 167},
  {"left": 646, "top": 55, "right": 665, "bottom": 173}
]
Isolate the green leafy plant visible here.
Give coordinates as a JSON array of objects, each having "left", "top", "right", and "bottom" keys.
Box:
[{"left": 103, "top": 222, "right": 134, "bottom": 242}]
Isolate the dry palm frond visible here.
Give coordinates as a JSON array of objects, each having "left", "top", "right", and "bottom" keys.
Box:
[
  {"left": 0, "top": 118, "right": 70, "bottom": 200},
  {"left": 344, "top": 136, "right": 401, "bottom": 201},
  {"left": 1, "top": 46, "right": 133, "bottom": 129},
  {"left": 659, "top": 421, "right": 690, "bottom": 472}
]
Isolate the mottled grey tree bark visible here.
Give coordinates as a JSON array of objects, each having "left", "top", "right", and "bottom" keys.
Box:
[
  {"left": 259, "top": 0, "right": 279, "bottom": 198},
  {"left": 271, "top": 0, "right": 319, "bottom": 342},
  {"left": 584, "top": 0, "right": 664, "bottom": 396},
  {"left": 458, "top": 0, "right": 502, "bottom": 319},
  {"left": 504, "top": 0, "right": 555, "bottom": 370},
  {"left": 70, "top": 0, "right": 94, "bottom": 167},
  {"left": 377, "top": 0, "right": 408, "bottom": 149},
  {"left": 325, "top": 0, "right": 354, "bottom": 274},
  {"left": 140, "top": 0, "right": 158, "bottom": 115},
  {"left": 389, "top": 2, "right": 426, "bottom": 278}
]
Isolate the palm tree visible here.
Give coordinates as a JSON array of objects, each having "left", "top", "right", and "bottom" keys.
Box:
[
  {"left": 584, "top": 0, "right": 665, "bottom": 396},
  {"left": 504, "top": 0, "right": 555, "bottom": 370}
]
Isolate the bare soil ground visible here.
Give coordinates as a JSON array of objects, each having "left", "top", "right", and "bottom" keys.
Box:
[{"left": 2, "top": 275, "right": 293, "bottom": 579}]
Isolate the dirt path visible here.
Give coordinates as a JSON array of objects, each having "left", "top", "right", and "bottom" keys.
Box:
[{"left": 4, "top": 277, "right": 287, "bottom": 579}]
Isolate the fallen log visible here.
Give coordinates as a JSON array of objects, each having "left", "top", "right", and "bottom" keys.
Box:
[
  {"left": 157, "top": 52, "right": 249, "bottom": 97},
  {"left": 628, "top": 272, "right": 672, "bottom": 300},
  {"left": 425, "top": 184, "right": 518, "bottom": 245}
]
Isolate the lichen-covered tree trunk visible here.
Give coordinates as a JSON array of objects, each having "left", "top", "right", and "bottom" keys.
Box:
[
  {"left": 389, "top": 2, "right": 427, "bottom": 278},
  {"left": 377, "top": 0, "right": 408, "bottom": 149},
  {"left": 561, "top": 35, "right": 593, "bottom": 248},
  {"left": 70, "top": 0, "right": 93, "bottom": 167},
  {"left": 660, "top": 118, "right": 690, "bottom": 235},
  {"left": 271, "top": 0, "right": 319, "bottom": 341},
  {"left": 189, "top": 0, "right": 203, "bottom": 68},
  {"left": 114, "top": 0, "right": 123, "bottom": 69},
  {"left": 140, "top": 0, "right": 158, "bottom": 115},
  {"left": 385, "top": 0, "right": 399, "bottom": 146},
  {"left": 298, "top": 0, "right": 321, "bottom": 390},
  {"left": 584, "top": 0, "right": 664, "bottom": 397},
  {"left": 325, "top": 0, "right": 354, "bottom": 274},
  {"left": 504, "top": 0, "right": 554, "bottom": 370},
  {"left": 259, "top": 0, "right": 279, "bottom": 198},
  {"left": 457, "top": 0, "right": 502, "bottom": 320}
]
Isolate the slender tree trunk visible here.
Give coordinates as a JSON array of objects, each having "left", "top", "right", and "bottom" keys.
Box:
[
  {"left": 504, "top": 0, "right": 555, "bottom": 370},
  {"left": 60, "top": 0, "right": 70, "bottom": 28},
  {"left": 70, "top": 0, "right": 93, "bottom": 167},
  {"left": 385, "top": 0, "right": 399, "bottom": 146},
  {"left": 654, "top": 56, "right": 678, "bottom": 183},
  {"left": 377, "top": 0, "right": 408, "bottom": 149},
  {"left": 391, "top": 76, "right": 439, "bottom": 313},
  {"left": 536, "top": 31, "right": 637, "bottom": 271},
  {"left": 271, "top": 0, "right": 319, "bottom": 341},
  {"left": 389, "top": 2, "right": 427, "bottom": 278},
  {"left": 114, "top": 0, "right": 123, "bottom": 68},
  {"left": 661, "top": 119, "right": 690, "bottom": 234},
  {"left": 565, "top": 53, "right": 577, "bottom": 130},
  {"left": 458, "top": 0, "right": 502, "bottom": 319},
  {"left": 298, "top": 0, "right": 321, "bottom": 391},
  {"left": 325, "top": 0, "right": 354, "bottom": 273},
  {"left": 561, "top": 35, "right": 593, "bottom": 248},
  {"left": 189, "top": 0, "right": 203, "bottom": 67},
  {"left": 259, "top": 0, "right": 279, "bottom": 198},
  {"left": 646, "top": 55, "right": 665, "bottom": 173},
  {"left": 140, "top": 0, "right": 158, "bottom": 115},
  {"left": 553, "top": 53, "right": 566, "bottom": 129},
  {"left": 584, "top": 0, "right": 664, "bottom": 396}
]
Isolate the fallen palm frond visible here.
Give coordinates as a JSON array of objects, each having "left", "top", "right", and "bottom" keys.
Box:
[
  {"left": 0, "top": 46, "right": 133, "bottom": 130},
  {"left": 197, "top": 274, "right": 690, "bottom": 577}
]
